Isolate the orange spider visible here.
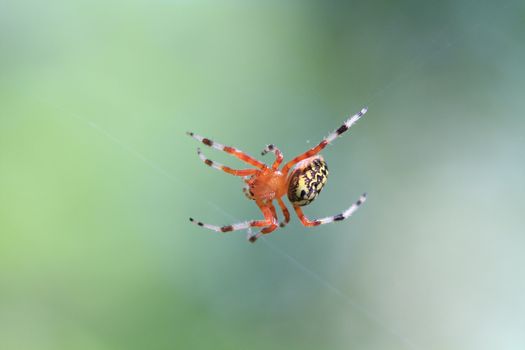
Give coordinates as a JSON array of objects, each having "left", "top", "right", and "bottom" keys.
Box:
[{"left": 187, "top": 107, "right": 368, "bottom": 242}]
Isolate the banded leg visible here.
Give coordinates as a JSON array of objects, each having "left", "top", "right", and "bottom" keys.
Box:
[
  {"left": 281, "top": 107, "right": 368, "bottom": 174},
  {"left": 187, "top": 131, "right": 266, "bottom": 169},
  {"left": 190, "top": 205, "right": 276, "bottom": 243},
  {"left": 197, "top": 148, "right": 258, "bottom": 177},
  {"left": 261, "top": 144, "right": 284, "bottom": 170},
  {"left": 293, "top": 193, "right": 367, "bottom": 227},
  {"left": 248, "top": 202, "right": 279, "bottom": 242},
  {"left": 276, "top": 197, "right": 290, "bottom": 228},
  {"left": 190, "top": 216, "right": 269, "bottom": 232}
]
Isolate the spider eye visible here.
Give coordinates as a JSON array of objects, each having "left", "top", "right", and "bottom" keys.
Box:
[{"left": 287, "top": 156, "right": 329, "bottom": 206}]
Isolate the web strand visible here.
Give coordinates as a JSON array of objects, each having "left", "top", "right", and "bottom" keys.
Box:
[
  {"left": 260, "top": 237, "right": 420, "bottom": 350},
  {"left": 42, "top": 101, "right": 420, "bottom": 349},
  {"left": 23, "top": 2, "right": 518, "bottom": 347}
]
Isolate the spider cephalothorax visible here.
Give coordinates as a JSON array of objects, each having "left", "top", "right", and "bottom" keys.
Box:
[{"left": 187, "top": 107, "right": 368, "bottom": 242}]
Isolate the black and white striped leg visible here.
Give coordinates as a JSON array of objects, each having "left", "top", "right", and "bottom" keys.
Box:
[
  {"left": 190, "top": 205, "right": 276, "bottom": 243},
  {"left": 281, "top": 107, "right": 368, "bottom": 174},
  {"left": 324, "top": 107, "right": 368, "bottom": 143},
  {"left": 196, "top": 148, "right": 258, "bottom": 177},
  {"left": 189, "top": 217, "right": 270, "bottom": 233},
  {"left": 261, "top": 144, "right": 284, "bottom": 169},
  {"left": 187, "top": 131, "right": 266, "bottom": 169},
  {"left": 294, "top": 193, "right": 367, "bottom": 227}
]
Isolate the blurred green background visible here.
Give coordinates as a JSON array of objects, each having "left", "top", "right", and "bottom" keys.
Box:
[{"left": 1, "top": 0, "right": 524, "bottom": 349}]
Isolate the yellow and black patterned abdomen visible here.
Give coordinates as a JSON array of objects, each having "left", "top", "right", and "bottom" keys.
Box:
[{"left": 287, "top": 156, "right": 329, "bottom": 206}]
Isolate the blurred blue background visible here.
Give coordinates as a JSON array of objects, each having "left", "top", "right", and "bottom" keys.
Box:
[{"left": 1, "top": 0, "right": 524, "bottom": 349}]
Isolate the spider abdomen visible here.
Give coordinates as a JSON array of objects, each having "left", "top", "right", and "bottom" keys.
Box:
[{"left": 287, "top": 156, "right": 329, "bottom": 206}]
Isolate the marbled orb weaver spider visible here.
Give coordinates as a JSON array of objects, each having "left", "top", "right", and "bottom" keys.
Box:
[{"left": 187, "top": 107, "right": 368, "bottom": 243}]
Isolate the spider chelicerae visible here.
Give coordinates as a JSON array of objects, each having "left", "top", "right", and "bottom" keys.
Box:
[{"left": 187, "top": 107, "right": 368, "bottom": 243}]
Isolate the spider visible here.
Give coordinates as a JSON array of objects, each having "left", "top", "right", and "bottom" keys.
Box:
[{"left": 187, "top": 107, "right": 368, "bottom": 243}]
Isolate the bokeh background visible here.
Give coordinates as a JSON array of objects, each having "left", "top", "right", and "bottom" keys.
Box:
[{"left": 1, "top": 0, "right": 524, "bottom": 349}]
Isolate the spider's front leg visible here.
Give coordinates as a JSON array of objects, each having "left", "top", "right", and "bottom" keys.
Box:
[{"left": 293, "top": 193, "right": 367, "bottom": 227}]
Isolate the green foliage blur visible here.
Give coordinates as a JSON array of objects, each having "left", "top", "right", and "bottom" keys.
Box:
[{"left": 1, "top": 1, "right": 524, "bottom": 349}]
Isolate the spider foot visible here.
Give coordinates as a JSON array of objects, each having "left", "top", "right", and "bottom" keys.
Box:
[
  {"left": 260, "top": 144, "right": 283, "bottom": 169},
  {"left": 246, "top": 228, "right": 261, "bottom": 243},
  {"left": 261, "top": 144, "right": 275, "bottom": 156}
]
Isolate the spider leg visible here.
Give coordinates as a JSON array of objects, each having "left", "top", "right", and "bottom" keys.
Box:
[
  {"left": 189, "top": 216, "right": 269, "bottom": 233},
  {"left": 268, "top": 201, "right": 278, "bottom": 220},
  {"left": 293, "top": 193, "right": 367, "bottom": 227},
  {"left": 187, "top": 132, "right": 266, "bottom": 169},
  {"left": 189, "top": 204, "right": 277, "bottom": 243},
  {"left": 281, "top": 107, "right": 367, "bottom": 174},
  {"left": 261, "top": 144, "right": 284, "bottom": 170},
  {"left": 276, "top": 197, "right": 290, "bottom": 228},
  {"left": 248, "top": 202, "right": 279, "bottom": 242},
  {"left": 197, "top": 148, "right": 259, "bottom": 177}
]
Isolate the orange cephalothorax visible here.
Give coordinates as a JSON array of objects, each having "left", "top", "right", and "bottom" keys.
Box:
[
  {"left": 187, "top": 107, "right": 368, "bottom": 242},
  {"left": 245, "top": 168, "right": 287, "bottom": 204}
]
